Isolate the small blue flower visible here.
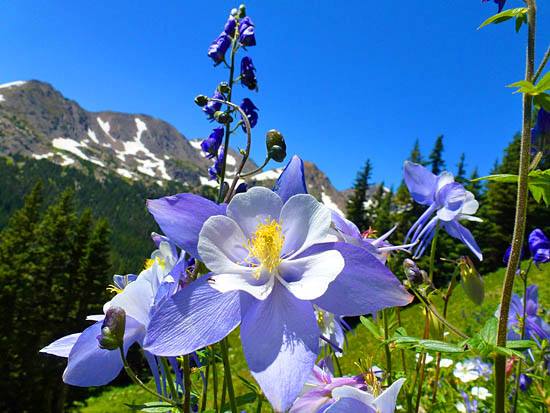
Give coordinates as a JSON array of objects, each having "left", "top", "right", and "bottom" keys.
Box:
[
  {"left": 403, "top": 161, "right": 483, "bottom": 260},
  {"left": 240, "top": 98, "right": 259, "bottom": 131},
  {"left": 528, "top": 228, "right": 550, "bottom": 266},
  {"left": 203, "top": 90, "right": 224, "bottom": 119},
  {"left": 201, "top": 127, "right": 224, "bottom": 159},
  {"left": 531, "top": 108, "right": 550, "bottom": 157},
  {"left": 519, "top": 373, "right": 532, "bottom": 391},
  {"left": 208, "top": 146, "right": 224, "bottom": 180},
  {"left": 207, "top": 33, "right": 231, "bottom": 65},
  {"left": 482, "top": 0, "right": 506, "bottom": 12},
  {"left": 240, "top": 56, "right": 258, "bottom": 91},
  {"left": 238, "top": 16, "right": 256, "bottom": 46},
  {"left": 504, "top": 285, "right": 550, "bottom": 343},
  {"left": 224, "top": 15, "right": 236, "bottom": 37}
]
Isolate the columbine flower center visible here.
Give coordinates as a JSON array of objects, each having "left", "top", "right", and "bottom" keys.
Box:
[{"left": 246, "top": 218, "right": 284, "bottom": 278}]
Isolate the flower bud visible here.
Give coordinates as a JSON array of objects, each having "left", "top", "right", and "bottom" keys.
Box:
[
  {"left": 403, "top": 258, "right": 423, "bottom": 285},
  {"left": 218, "top": 82, "right": 231, "bottom": 95},
  {"left": 266, "top": 129, "right": 287, "bottom": 162},
  {"left": 230, "top": 8, "right": 239, "bottom": 17},
  {"left": 458, "top": 256, "right": 484, "bottom": 306},
  {"left": 238, "top": 4, "right": 246, "bottom": 18},
  {"left": 97, "top": 307, "right": 126, "bottom": 350},
  {"left": 214, "top": 111, "right": 233, "bottom": 124},
  {"left": 194, "top": 95, "right": 209, "bottom": 107}
]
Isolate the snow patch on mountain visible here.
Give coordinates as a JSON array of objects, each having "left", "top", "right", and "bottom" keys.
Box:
[
  {"left": 87, "top": 129, "right": 99, "bottom": 144},
  {"left": 0, "top": 95, "right": 5, "bottom": 102},
  {"left": 200, "top": 176, "right": 218, "bottom": 187},
  {"left": 52, "top": 137, "right": 105, "bottom": 167},
  {"left": 32, "top": 152, "right": 54, "bottom": 160},
  {"left": 322, "top": 192, "right": 344, "bottom": 216},
  {"left": 254, "top": 169, "right": 283, "bottom": 181},
  {"left": 0, "top": 81, "right": 27, "bottom": 89},
  {"left": 189, "top": 139, "right": 202, "bottom": 150},
  {"left": 97, "top": 117, "right": 111, "bottom": 136},
  {"left": 116, "top": 168, "right": 135, "bottom": 179}
]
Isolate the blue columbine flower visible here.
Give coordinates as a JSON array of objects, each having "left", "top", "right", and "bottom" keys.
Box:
[
  {"left": 240, "top": 56, "right": 258, "bottom": 91},
  {"left": 238, "top": 16, "right": 256, "bottom": 46},
  {"left": 143, "top": 155, "right": 412, "bottom": 412},
  {"left": 403, "top": 161, "right": 483, "bottom": 260},
  {"left": 528, "top": 228, "right": 550, "bottom": 267},
  {"left": 531, "top": 108, "right": 550, "bottom": 157},
  {"left": 240, "top": 97, "right": 259, "bottom": 131},
  {"left": 207, "top": 32, "right": 231, "bottom": 65},
  {"left": 201, "top": 127, "right": 224, "bottom": 159},
  {"left": 40, "top": 238, "right": 188, "bottom": 393},
  {"left": 504, "top": 285, "right": 550, "bottom": 343},
  {"left": 482, "top": 0, "right": 506, "bottom": 12},
  {"left": 203, "top": 90, "right": 224, "bottom": 119}
]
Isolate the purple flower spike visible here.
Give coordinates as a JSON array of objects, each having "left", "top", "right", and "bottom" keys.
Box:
[
  {"left": 238, "top": 16, "right": 256, "bottom": 46},
  {"left": 240, "top": 56, "right": 258, "bottom": 91},
  {"left": 224, "top": 15, "right": 236, "bottom": 37},
  {"left": 203, "top": 90, "right": 224, "bottom": 119},
  {"left": 240, "top": 98, "right": 259, "bottom": 131},
  {"left": 482, "top": 0, "right": 506, "bottom": 12},
  {"left": 528, "top": 228, "right": 550, "bottom": 266},
  {"left": 201, "top": 127, "right": 224, "bottom": 159},
  {"left": 403, "top": 161, "right": 483, "bottom": 260},
  {"left": 207, "top": 32, "right": 231, "bottom": 65},
  {"left": 144, "top": 176, "right": 412, "bottom": 411}
]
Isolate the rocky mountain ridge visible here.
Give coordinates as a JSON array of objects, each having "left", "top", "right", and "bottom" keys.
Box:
[{"left": 0, "top": 80, "right": 347, "bottom": 213}]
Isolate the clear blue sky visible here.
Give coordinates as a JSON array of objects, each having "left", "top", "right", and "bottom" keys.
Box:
[{"left": 1, "top": 1, "right": 548, "bottom": 190}]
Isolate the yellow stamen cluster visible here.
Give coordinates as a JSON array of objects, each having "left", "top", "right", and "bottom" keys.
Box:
[
  {"left": 246, "top": 218, "right": 284, "bottom": 279},
  {"left": 355, "top": 358, "right": 382, "bottom": 397},
  {"left": 144, "top": 257, "right": 166, "bottom": 270},
  {"left": 106, "top": 284, "right": 123, "bottom": 295}
]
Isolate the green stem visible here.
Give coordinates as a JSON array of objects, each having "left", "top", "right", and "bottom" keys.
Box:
[
  {"left": 160, "top": 357, "right": 179, "bottom": 404},
  {"left": 239, "top": 156, "right": 269, "bottom": 178},
  {"left": 333, "top": 352, "right": 343, "bottom": 377},
  {"left": 255, "top": 395, "right": 263, "bottom": 413},
  {"left": 217, "top": 31, "right": 238, "bottom": 203},
  {"left": 511, "top": 261, "right": 532, "bottom": 413},
  {"left": 414, "top": 312, "right": 431, "bottom": 413},
  {"left": 182, "top": 355, "right": 191, "bottom": 413},
  {"left": 382, "top": 309, "right": 393, "bottom": 385},
  {"left": 396, "top": 308, "right": 407, "bottom": 373},
  {"left": 495, "top": 2, "right": 536, "bottom": 412},
  {"left": 212, "top": 348, "right": 219, "bottom": 413},
  {"left": 200, "top": 362, "right": 209, "bottom": 413},
  {"left": 428, "top": 224, "right": 440, "bottom": 282},
  {"left": 533, "top": 45, "right": 549, "bottom": 83},
  {"left": 119, "top": 348, "right": 182, "bottom": 410},
  {"left": 220, "top": 338, "right": 238, "bottom": 413}
]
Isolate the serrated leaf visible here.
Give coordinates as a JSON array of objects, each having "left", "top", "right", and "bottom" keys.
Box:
[
  {"left": 479, "top": 7, "right": 528, "bottom": 29},
  {"left": 125, "top": 402, "right": 173, "bottom": 413},
  {"left": 507, "top": 80, "right": 538, "bottom": 95},
  {"left": 479, "top": 317, "right": 498, "bottom": 343},
  {"left": 360, "top": 316, "right": 384, "bottom": 340},
  {"left": 507, "top": 340, "right": 536, "bottom": 350},
  {"left": 527, "top": 169, "right": 550, "bottom": 206}
]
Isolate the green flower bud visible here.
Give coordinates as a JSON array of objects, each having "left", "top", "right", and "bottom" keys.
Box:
[
  {"left": 230, "top": 8, "right": 239, "bottom": 17},
  {"left": 238, "top": 4, "right": 246, "bottom": 18},
  {"left": 458, "top": 256, "right": 484, "bottom": 306},
  {"left": 215, "top": 111, "right": 233, "bottom": 124},
  {"left": 97, "top": 307, "right": 126, "bottom": 350},
  {"left": 194, "top": 95, "right": 209, "bottom": 107},
  {"left": 218, "top": 82, "right": 231, "bottom": 95},
  {"left": 266, "top": 129, "right": 287, "bottom": 162}
]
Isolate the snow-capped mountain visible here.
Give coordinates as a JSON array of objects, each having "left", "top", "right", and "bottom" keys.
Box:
[{"left": 0, "top": 80, "right": 347, "bottom": 212}]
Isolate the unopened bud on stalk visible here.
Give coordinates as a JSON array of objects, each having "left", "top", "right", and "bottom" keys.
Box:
[
  {"left": 458, "top": 256, "right": 484, "bottom": 306},
  {"left": 218, "top": 82, "right": 231, "bottom": 95},
  {"left": 97, "top": 307, "right": 126, "bottom": 350},
  {"left": 194, "top": 95, "right": 209, "bottom": 107},
  {"left": 214, "top": 111, "right": 233, "bottom": 124},
  {"left": 238, "top": 4, "right": 246, "bottom": 18},
  {"left": 230, "top": 8, "right": 239, "bottom": 17},
  {"left": 403, "top": 258, "right": 423, "bottom": 285},
  {"left": 266, "top": 129, "right": 287, "bottom": 162}
]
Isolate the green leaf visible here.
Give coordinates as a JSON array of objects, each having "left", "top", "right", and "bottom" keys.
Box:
[
  {"left": 221, "top": 392, "right": 257, "bottom": 411},
  {"left": 507, "top": 80, "right": 538, "bottom": 95},
  {"left": 125, "top": 402, "right": 174, "bottom": 412},
  {"left": 360, "top": 316, "right": 384, "bottom": 340},
  {"left": 534, "top": 93, "right": 550, "bottom": 111},
  {"left": 535, "top": 71, "right": 550, "bottom": 93},
  {"left": 479, "top": 317, "right": 498, "bottom": 343},
  {"left": 527, "top": 169, "right": 550, "bottom": 206},
  {"left": 389, "top": 335, "right": 464, "bottom": 353},
  {"left": 471, "top": 173, "right": 518, "bottom": 183},
  {"left": 507, "top": 340, "right": 536, "bottom": 350},
  {"left": 478, "top": 7, "right": 528, "bottom": 29},
  {"left": 515, "top": 13, "right": 527, "bottom": 32}
]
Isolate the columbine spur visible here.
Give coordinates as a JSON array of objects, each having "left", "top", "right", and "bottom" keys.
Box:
[{"left": 143, "top": 155, "right": 412, "bottom": 411}]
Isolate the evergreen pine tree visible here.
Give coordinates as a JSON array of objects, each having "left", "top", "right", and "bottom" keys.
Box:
[
  {"left": 410, "top": 138, "right": 424, "bottom": 165},
  {"left": 346, "top": 159, "right": 372, "bottom": 231},
  {"left": 429, "top": 135, "right": 445, "bottom": 175},
  {"left": 456, "top": 153, "right": 466, "bottom": 182},
  {"left": 373, "top": 185, "right": 393, "bottom": 234}
]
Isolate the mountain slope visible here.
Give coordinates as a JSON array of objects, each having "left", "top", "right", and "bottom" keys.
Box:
[{"left": 0, "top": 80, "right": 348, "bottom": 211}]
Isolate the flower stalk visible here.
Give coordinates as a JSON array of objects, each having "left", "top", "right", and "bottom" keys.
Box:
[
  {"left": 220, "top": 337, "right": 238, "bottom": 413},
  {"left": 494, "top": 1, "right": 536, "bottom": 411}
]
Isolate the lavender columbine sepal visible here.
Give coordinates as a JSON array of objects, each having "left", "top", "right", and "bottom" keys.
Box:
[{"left": 403, "top": 161, "right": 483, "bottom": 260}]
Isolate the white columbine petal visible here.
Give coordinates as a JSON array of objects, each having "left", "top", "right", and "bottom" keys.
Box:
[{"left": 208, "top": 271, "right": 274, "bottom": 300}]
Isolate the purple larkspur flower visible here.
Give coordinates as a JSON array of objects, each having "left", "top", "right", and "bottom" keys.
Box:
[
  {"left": 207, "top": 32, "right": 231, "bottom": 65},
  {"left": 503, "top": 245, "right": 525, "bottom": 266},
  {"left": 528, "top": 228, "right": 550, "bottom": 266},
  {"left": 201, "top": 127, "right": 224, "bottom": 159},
  {"left": 208, "top": 146, "right": 224, "bottom": 181},
  {"left": 203, "top": 90, "right": 224, "bottom": 119},
  {"left": 224, "top": 15, "right": 236, "bottom": 37},
  {"left": 503, "top": 285, "right": 550, "bottom": 343},
  {"left": 240, "top": 56, "right": 258, "bottom": 90},
  {"left": 403, "top": 161, "right": 483, "bottom": 260},
  {"left": 519, "top": 373, "right": 532, "bottom": 391},
  {"left": 143, "top": 156, "right": 412, "bottom": 411},
  {"left": 240, "top": 98, "right": 259, "bottom": 131},
  {"left": 482, "top": 0, "right": 506, "bottom": 12},
  {"left": 531, "top": 108, "right": 550, "bottom": 157},
  {"left": 40, "top": 239, "right": 188, "bottom": 392},
  {"left": 238, "top": 16, "right": 256, "bottom": 46}
]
